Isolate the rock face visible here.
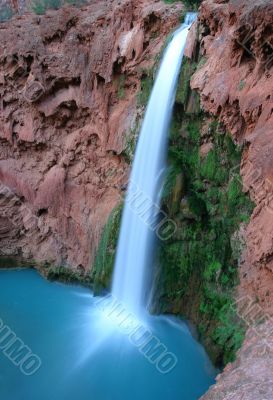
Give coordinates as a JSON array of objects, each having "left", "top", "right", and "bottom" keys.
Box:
[
  {"left": 191, "top": 0, "right": 273, "bottom": 398},
  {"left": 201, "top": 324, "right": 273, "bottom": 400},
  {"left": 0, "top": 0, "right": 181, "bottom": 270}
]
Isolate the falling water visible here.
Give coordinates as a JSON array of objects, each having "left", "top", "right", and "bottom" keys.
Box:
[{"left": 112, "top": 13, "right": 197, "bottom": 317}]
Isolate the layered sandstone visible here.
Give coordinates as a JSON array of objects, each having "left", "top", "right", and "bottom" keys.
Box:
[{"left": 0, "top": 0, "right": 182, "bottom": 270}]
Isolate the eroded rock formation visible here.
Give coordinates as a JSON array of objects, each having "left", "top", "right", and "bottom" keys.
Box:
[
  {"left": 193, "top": 0, "right": 273, "bottom": 318},
  {"left": 190, "top": 0, "right": 273, "bottom": 398},
  {"left": 0, "top": 0, "right": 182, "bottom": 270}
]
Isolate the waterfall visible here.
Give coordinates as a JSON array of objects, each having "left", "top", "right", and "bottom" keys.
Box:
[{"left": 112, "top": 13, "right": 197, "bottom": 317}]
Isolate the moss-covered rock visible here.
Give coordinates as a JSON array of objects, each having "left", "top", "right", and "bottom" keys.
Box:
[
  {"left": 46, "top": 265, "right": 92, "bottom": 287},
  {"left": 156, "top": 57, "right": 255, "bottom": 367},
  {"left": 91, "top": 203, "right": 123, "bottom": 293},
  {"left": 0, "top": 5, "right": 13, "bottom": 22}
]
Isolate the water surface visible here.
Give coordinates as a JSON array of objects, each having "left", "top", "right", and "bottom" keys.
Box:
[{"left": 0, "top": 269, "right": 216, "bottom": 400}]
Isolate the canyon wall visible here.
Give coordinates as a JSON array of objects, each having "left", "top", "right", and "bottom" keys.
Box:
[
  {"left": 190, "top": 0, "right": 273, "bottom": 398},
  {"left": 0, "top": 0, "right": 181, "bottom": 271},
  {"left": 1, "top": 0, "right": 273, "bottom": 398}
]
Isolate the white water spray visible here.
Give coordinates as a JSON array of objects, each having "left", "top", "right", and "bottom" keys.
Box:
[{"left": 112, "top": 13, "right": 197, "bottom": 317}]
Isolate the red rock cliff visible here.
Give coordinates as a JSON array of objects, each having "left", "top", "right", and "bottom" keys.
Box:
[
  {"left": 0, "top": 0, "right": 181, "bottom": 270},
  {"left": 190, "top": 0, "right": 273, "bottom": 398}
]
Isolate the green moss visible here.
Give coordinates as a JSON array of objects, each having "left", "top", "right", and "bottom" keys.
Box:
[
  {"left": 0, "top": 5, "right": 13, "bottom": 22},
  {"left": 227, "top": 177, "right": 242, "bottom": 206},
  {"left": 200, "top": 150, "right": 218, "bottom": 181},
  {"left": 122, "top": 115, "right": 141, "bottom": 164},
  {"left": 137, "top": 69, "right": 154, "bottom": 107},
  {"left": 162, "top": 164, "right": 182, "bottom": 202},
  {"left": 46, "top": 265, "right": 92, "bottom": 287},
  {"left": 203, "top": 260, "right": 222, "bottom": 282},
  {"left": 238, "top": 80, "right": 246, "bottom": 91},
  {"left": 137, "top": 28, "right": 196, "bottom": 111},
  {"left": 31, "top": 0, "right": 86, "bottom": 14},
  {"left": 117, "top": 75, "right": 126, "bottom": 100},
  {"left": 158, "top": 94, "right": 255, "bottom": 365},
  {"left": 122, "top": 128, "right": 138, "bottom": 164},
  {"left": 31, "top": 0, "right": 47, "bottom": 14},
  {"left": 176, "top": 59, "right": 198, "bottom": 108},
  {"left": 92, "top": 203, "right": 123, "bottom": 293},
  {"left": 196, "top": 56, "right": 207, "bottom": 70},
  {"left": 65, "top": 0, "right": 86, "bottom": 5},
  {"left": 160, "top": 242, "right": 192, "bottom": 299},
  {"left": 31, "top": 0, "right": 61, "bottom": 14}
]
